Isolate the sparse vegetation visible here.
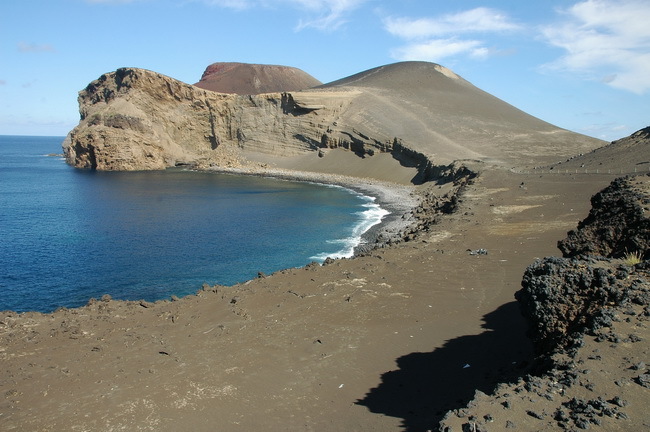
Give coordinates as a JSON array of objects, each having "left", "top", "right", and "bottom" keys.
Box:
[{"left": 623, "top": 250, "right": 644, "bottom": 266}]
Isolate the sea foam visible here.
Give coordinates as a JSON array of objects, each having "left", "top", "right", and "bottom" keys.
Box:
[{"left": 310, "top": 194, "right": 390, "bottom": 261}]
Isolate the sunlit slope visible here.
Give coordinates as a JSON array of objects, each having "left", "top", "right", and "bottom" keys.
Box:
[{"left": 316, "top": 61, "right": 604, "bottom": 167}]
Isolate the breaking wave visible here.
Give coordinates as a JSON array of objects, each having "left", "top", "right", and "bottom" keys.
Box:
[{"left": 310, "top": 194, "right": 390, "bottom": 261}]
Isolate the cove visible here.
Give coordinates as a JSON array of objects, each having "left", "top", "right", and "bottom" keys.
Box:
[{"left": 0, "top": 135, "right": 386, "bottom": 313}]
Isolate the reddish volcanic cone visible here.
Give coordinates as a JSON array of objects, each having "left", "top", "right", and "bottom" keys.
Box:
[{"left": 193, "top": 62, "right": 322, "bottom": 95}]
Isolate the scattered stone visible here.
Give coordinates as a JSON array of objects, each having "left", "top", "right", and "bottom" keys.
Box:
[
  {"left": 526, "top": 410, "right": 545, "bottom": 420},
  {"left": 630, "top": 361, "right": 646, "bottom": 370},
  {"left": 609, "top": 396, "right": 628, "bottom": 407},
  {"left": 634, "top": 373, "right": 650, "bottom": 388}
]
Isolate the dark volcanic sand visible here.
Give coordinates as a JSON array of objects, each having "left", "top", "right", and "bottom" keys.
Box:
[{"left": 5, "top": 166, "right": 646, "bottom": 431}]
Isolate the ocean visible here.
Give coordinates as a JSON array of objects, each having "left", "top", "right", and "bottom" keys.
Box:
[{"left": 0, "top": 135, "right": 388, "bottom": 313}]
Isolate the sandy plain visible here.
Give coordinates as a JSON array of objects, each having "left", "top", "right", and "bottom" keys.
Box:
[{"left": 0, "top": 162, "right": 629, "bottom": 431}]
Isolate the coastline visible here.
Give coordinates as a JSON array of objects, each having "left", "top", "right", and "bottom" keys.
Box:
[
  {"left": 3, "top": 167, "right": 642, "bottom": 431},
  {"left": 200, "top": 165, "right": 421, "bottom": 257}
]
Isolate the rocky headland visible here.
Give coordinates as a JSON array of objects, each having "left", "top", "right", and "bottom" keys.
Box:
[
  {"left": 1, "top": 61, "right": 648, "bottom": 431},
  {"left": 63, "top": 62, "right": 603, "bottom": 179}
]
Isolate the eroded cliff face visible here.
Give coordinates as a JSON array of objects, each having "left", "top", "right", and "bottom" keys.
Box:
[
  {"left": 64, "top": 67, "right": 417, "bottom": 174},
  {"left": 65, "top": 63, "right": 606, "bottom": 179}
]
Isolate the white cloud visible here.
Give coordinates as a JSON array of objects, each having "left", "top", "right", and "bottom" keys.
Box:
[
  {"left": 384, "top": 7, "right": 521, "bottom": 40},
  {"left": 198, "top": 0, "right": 367, "bottom": 30},
  {"left": 384, "top": 7, "right": 519, "bottom": 62},
  {"left": 542, "top": 0, "right": 650, "bottom": 94},
  {"left": 391, "top": 38, "right": 489, "bottom": 62},
  {"left": 294, "top": 0, "right": 367, "bottom": 31},
  {"left": 199, "top": 0, "right": 251, "bottom": 9}
]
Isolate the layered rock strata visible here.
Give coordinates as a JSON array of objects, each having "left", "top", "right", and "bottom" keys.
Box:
[
  {"left": 64, "top": 67, "right": 427, "bottom": 176},
  {"left": 63, "top": 62, "right": 605, "bottom": 180}
]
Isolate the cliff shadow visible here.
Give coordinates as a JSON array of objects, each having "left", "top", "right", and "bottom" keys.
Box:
[{"left": 356, "top": 301, "right": 533, "bottom": 432}]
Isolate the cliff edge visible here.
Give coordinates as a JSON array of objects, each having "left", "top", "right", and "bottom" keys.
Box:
[{"left": 63, "top": 62, "right": 605, "bottom": 180}]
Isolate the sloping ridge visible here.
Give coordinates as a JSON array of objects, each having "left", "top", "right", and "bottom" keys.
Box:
[
  {"left": 64, "top": 61, "right": 606, "bottom": 180},
  {"left": 321, "top": 61, "right": 470, "bottom": 89},
  {"left": 194, "top": 62, "right": 322, "bottom": 95},
  {"left": 314, "top": 61, "right": 604, "bottom": 167},
  {"left": 550, "top": 126, "right": 650, "bottom": 173}
]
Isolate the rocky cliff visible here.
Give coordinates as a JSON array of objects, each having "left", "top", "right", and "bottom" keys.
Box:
[
  {"left": 63, "top": 67, "right": 419, "bottom": 175},
  {"left": 64, "top": 62, "right": 606, "bottom": 180}
]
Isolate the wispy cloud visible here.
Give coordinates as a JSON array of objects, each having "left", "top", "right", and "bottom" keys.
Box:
[
  {"left": 385, "top": 8, "right": 521, "bottom": 39},
  {"left": 198, "top": 0, "right": 250, "bottom": 9},
  {"left": 391, "top": 39, "right": 489, "bottom": 62},
  {"left": 384, "top": 7, "right": 520, "bottom": 62},
  {"left": 541, "top": 0, "right": 650, "bottom": 94},
  {"left": 198, "top": 0, "right": 367, "bottom": 30},
  {"left": 17, "top": 42, "right": 56, "bottom": 53},
  {"left": 293, "top": 0, "right": 367, "bottom": 31}
]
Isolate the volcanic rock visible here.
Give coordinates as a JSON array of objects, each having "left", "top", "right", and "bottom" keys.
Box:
[
  {"left": 440, "top": 171, "right": 650, "bottom": 431},
  {"left": 63, "top": 62, "right": 604, "bottom": 178}
]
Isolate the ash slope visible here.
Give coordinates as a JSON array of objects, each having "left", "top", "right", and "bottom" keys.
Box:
[
  {"left": 64, "top": 62, "right": 605, "bottom": 177},
  {"left": 440, "top": 136, "right": 650, "bottom": 432},
  {"left": 550, "top": 126, "right": 650, "bottom": 173},
  {"left": 193, "top": 62, "right": 322, "bottom": 94}
]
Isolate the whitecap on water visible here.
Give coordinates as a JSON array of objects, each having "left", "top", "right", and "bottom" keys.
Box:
[{"left": 310, "top": 194, "right": 390, "bottom": 261}]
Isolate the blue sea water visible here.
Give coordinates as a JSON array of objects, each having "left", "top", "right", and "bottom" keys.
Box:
[{"left": 0, "top": 135, "right": 387, "bottom": 313}]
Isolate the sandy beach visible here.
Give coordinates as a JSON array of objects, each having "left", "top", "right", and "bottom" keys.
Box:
[{"left": 201, "top": 164, "right": 424, "bottom": 252}]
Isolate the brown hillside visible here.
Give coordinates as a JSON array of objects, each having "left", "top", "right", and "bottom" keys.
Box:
[
  {"left": 309, "top": 61, "right": 604, "bottom": 168},
  {"left": 549, "top": 125, "right": 650, "bottom": 174},
  {"left": 65, "top": 62, "right": 606, "bottom": 178},
  {"left": 193, "top": 62, "right": 322, "bottom": 95},
  {"left": 7, "top": 65, "right": 648, "bottom": 430}
]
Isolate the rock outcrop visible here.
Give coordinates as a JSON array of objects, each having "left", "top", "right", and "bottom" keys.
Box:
[
  {"left": 63, "top": 62, "right": 606, "bottom": 180},
  {"left": 63, "top": 67, "right": 414, "bottom": 174},
  {"left": 440, "top": 173, "right": 650, "bottom": 431},
  {"left": 558, "top": 176, "right": 650, "bottom": 258},
  {"left": 517, "top": 174, "right": 650, "bottom": 357},
  {"left": 193, "top": 62, "right": 322, "bottom": 94}
]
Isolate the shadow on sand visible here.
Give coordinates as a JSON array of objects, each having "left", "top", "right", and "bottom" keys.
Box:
[{"left": 356, "top": 301, "right": 533, "bottom": 432}]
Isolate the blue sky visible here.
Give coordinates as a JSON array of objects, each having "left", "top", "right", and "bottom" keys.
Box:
[{"left": 1, "top": 0, "right": 648, "bottom": 141}]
